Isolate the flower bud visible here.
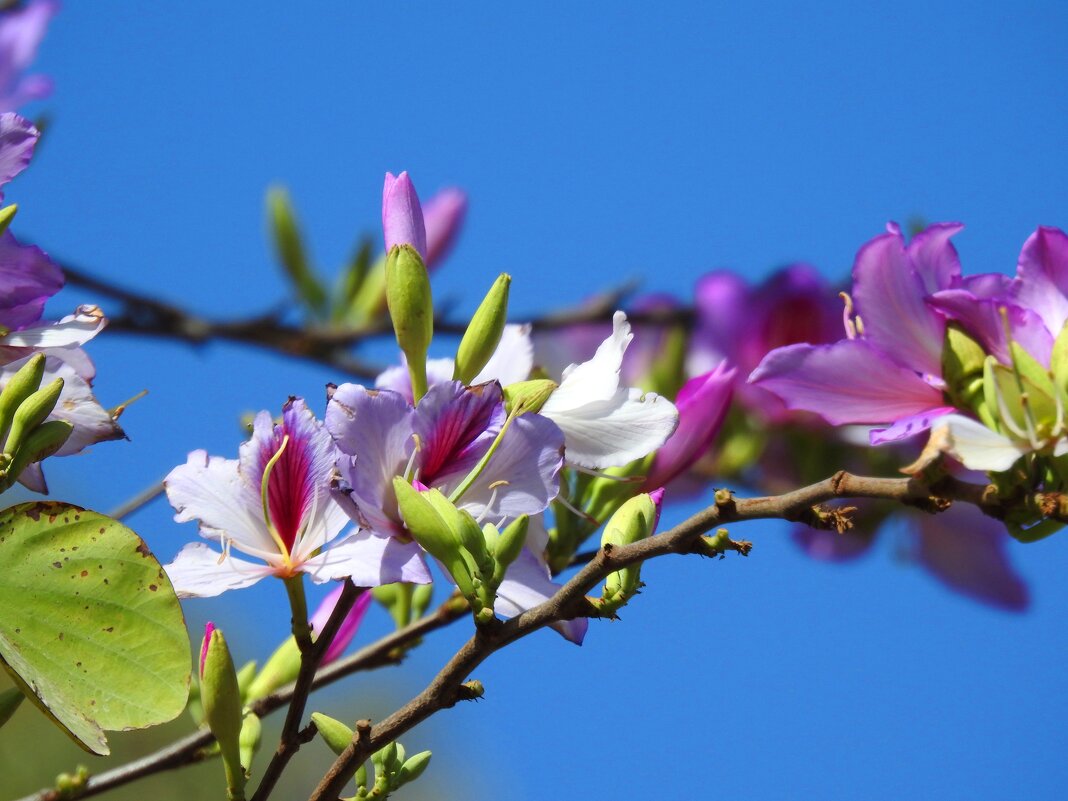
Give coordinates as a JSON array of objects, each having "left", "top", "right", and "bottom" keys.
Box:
[
  {"left": 267, "top": 186, "right": 327, "bottom": 315},
  {"left": 199, "top": 623, "right": 247, "bottom": 799},
  {"left": 382, "top": 171, "right": 427, "bottom": 259},
  {"left": 244, "top": 636, "right": 300, "bottom": 701},
  {"left": 598, "top": 489, "right": 663, "bottom": 614},
  {"left": 423, "top": 187, "right": 466, "bottom": 266},
  {"left": 238, "top": 712, "right": 261, "bottom": 775},
  {"left": 491, "top": 515, "right": 528, "bottom": 584},
  {"left": 310, "top": 712, "right": 354, "bottom": 756},
  {"left": 411, "top": 582, "right": 434, "bottom": 619},
  {"left": 393, "top": 478, "right": 477, "bottom": 598},
  {"left": 4, "top": 376, "right": 63, "bottom": 458},
  {"left": 0, "top": 353, "right": 45, "bottom": 448},
  {"left": 397, "top": 750, "right": 433, "bottom": 787},
  {"left": 385, "top": 244, "right": 433, "bottom": 402},
  {"left": 502, "top": 379, "right": 558, "bottom": 416},
  {"left": 454, "top": 273, "right": 511, "bottom": 384},
  {"left": 1, "top": 419, "right": 72, "bottom": 491}
]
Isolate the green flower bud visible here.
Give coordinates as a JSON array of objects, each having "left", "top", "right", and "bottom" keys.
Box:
[
  {"left": 235, "top": 660, "right": 258, "bottom": 703},
  {"left": 1, "top": 419, "right": 72, "bottom": 492},
  {"left": 0, "top": 203, "right": 17, "bottom": 237},
  {"left": 454, "top": 273, "right": 511, "bottom": 384},
  {"left": 411, "top": 582, "right": 434, "bottom": 619},
  {"left": 0, "top": 685, "right": 23, "bottom": 729},
  {"left": 397, "top": 750, "right": 433, "bottom": 787},
  {"left": 0, "top": 353, "right": 45, "bottom": 449},
  {"left": 199, "top": 624, "right": 246, "bottom": 800},
  {"left": 354, "top": 760, "right": 369, "bottom": 792},
  {"left": 238, "top": 712, "right": 261, "bottom": 775},
  {"left": 373, "top": 583, "right": 413, "bottom": 629},
  {"left": 491, "top": 515, "right": 528, "bottom": 584},
  {"left": 244, "top": 636, "right": 300, "bottom": 701},
  {"left": 4, "top": 376, "right": 63, "bottom": 458},
  {"left": 310, "top": 712, "right": 354, "bottom": 756},
  {"left": 393, "top": 478, "right": 478, "bottom": 598},
  {"left": 503, "top": 379, "right": 557, "bottom": 416},
  {"left": 385, "top": 244, "right": 434, "bottom": 403},
  {"left": 598, "top": 491, "right": 661, "bottom": 614},
  {"left": 267, "top": 186, "right": 327, "bottom": 315}
]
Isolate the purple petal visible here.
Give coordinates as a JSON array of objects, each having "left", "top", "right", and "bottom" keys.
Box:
[
  {"left": 749, "top": 339, "right": 944, "bottom": 425},
  {"left": 928, "top": 289, "right": 1053, "bottom": 366},
  {"left": 1011, "top": 226, "right": 1068, "bottom": 335},
  {"left": 326, "top": 383, "right": 415, "bottom": 538},
  {"left": 644, "top": 363, "right": 735, "bottom": 489},
  {"left": 0, "top": 113, "right": 36, "bottom": 189},
  {"left": 0, "top": 231, "right": 59, "bottom": 331},
  {"left": 913, "top": 506, "right": 1029, "bottom": 611},
  {"left": 962, "top": 272, "right": 1013, "bottom": 299},
  {"left": 870, "top": 406, "right": 955, "bottom": 445},
  {"left": 304, "top": 530, "right": 432, "bottom": 587},
  {"left": 906, "top": 222, "right": 964, "bottom": 294},
  {"left": 495, "top": 548, "right": 588, "bottom": 644},
  {"left": 382, "top": 171, "right": 427, "bottom": 260},
  {"left": 852, "top": 227, "right": 944, "bottom": 377},
  {"left": 422, "top": 187, "right": 467, "bottom": 268},
  {"left": 0, "top": 0, "right": 58, "bottom": 111},
  {"left": 412, "top": 380, "right": 505, "bottom": 486},
  {"left": 688, "top": 270, "right": 749, "bottom": 373},
  {"left": 309, "top": 586, "right": 374, "bottom": 665},
  {"left": 199, "top": 622, "right": 215, "bottom": 678}
]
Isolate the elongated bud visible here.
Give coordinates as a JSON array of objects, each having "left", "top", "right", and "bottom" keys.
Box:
[
  {"left": 199, "top": 623, "right": 247, "bottom": 800},
  {"left": 0, "top": 353, "right": 45, "bottom": 448},
  {"left": 393, "top": 478, "right": 476, "bottom": 597},
  {"left": 354, "top": 760, "right": 369, "bottom": 791},
  {"left": 382, "top": 171, "right": 427, "bottom": 259},
  {"left": 423, "top": 187, "right": 467, "bottom": 267},
  {"left": 0, "top": 685, "right": 24, "bottom": 729},
  {"left": 454, "top": 273, "right": 511, "bottom": 384},
  {"left": 267, "top": 186, "right": 327, "bottom": 315},
  {"left": 1, "top": 419, "right": 72, "bottom": 491},
  {"left": 397, "top": 750, "right": 433, "bottom": 787},
  {"left": 238, "top": 712, "right": 261, "bottom": 775},
  {"left": 0, "top": 203, "right": 17, "bottom": 237},
  {"left": 5, "top": 377, "right": 63, "bottom": 458},
  {"left": 373, "top": 583, "right": 415, "bottom": 629},
  {"left": 492, "top": 515, "right": 528, "bottom": 583},
  {"left": 598, "top": 489, "right": 663, "bottom": 614},
  {"left": 235, "top": 660, "right": 258, "bottom": 702},
  {"left": 411, "top": 582, "right": 434, "bottom": 619},
  {"left": 503, "top": 379, "right": 557, "bottom": 416},
  {"left": 244, "top": 636, "right": 300, "bottom": 701},
  {"left": 385, "top": 244, "right": 433, "bottom": 403},
  {"left": 310, "top": 712, "right": 354, "bottom": 756}
]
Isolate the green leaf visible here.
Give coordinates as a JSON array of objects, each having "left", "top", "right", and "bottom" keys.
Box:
[
  {"left": 267, "top": 186, "right": 328, "bottom": 316},
  {"left": 0, "top": 501, "right": 190, "bottom": 754}
]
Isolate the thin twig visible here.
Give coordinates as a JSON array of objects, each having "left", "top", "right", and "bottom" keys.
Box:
[{"left": 107, "top": 480, "right": 165, "bottom": 521}]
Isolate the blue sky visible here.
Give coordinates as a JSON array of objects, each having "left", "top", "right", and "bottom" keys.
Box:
[{"left": 6, "top": 2, "right": 1068, "bottom": 799}]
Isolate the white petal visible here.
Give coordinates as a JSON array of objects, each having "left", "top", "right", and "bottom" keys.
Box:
[
  {"left": 165, "top": 450, "right": 277, "bottom": 556},
  {"left": 542, "top": 310, "right": 631, "bottom": 408},
  {"left": 163, "top": 542, "right": 274, "bottom": 598},
  {"left": 474, "top": 324, "right": 534, "bottom": 386},
  {"left": 302, "top": 529, "right": 432, "bottom": 586},
  {"left": 2, "top": 305, "right": 106, "bottom": 349},
  {"left": 937, "top": 415, "right": 1030, "bottom": 472},
  {"left": 544, "top": 387, "right": 678, "bottom": 469}
]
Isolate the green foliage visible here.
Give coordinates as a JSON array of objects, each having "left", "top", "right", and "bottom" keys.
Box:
[{"left": 0, "top": 502, "right": 190, "bottom": 755}]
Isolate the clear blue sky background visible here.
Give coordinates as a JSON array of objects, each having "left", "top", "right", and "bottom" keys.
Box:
[{"left": 5, "top": 2, "right": 1068, "bottom": 799}]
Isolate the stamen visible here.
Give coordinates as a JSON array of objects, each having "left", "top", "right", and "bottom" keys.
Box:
[
  {"left": 555, "top": 493, "right": 599, "bottom": 524},
  {"left": 448, "top": 412, "right": 517, "bottom": 505},
  {"left": 1053, "top": 386, "right": 1065, "bottom": 438},
  {"left": 1000, "top": 305, "right": 1042, "bottom": 442},
  {"left": 992, "top": 378, "right": 1028, "bottom": 440},
  {"left": 260, "top": 434, "right": 293, "bottom": 563},
  {"left": 403, "top": 434, "right": 423, "bottom": 482},
  {"left": 476, "top": 480, "right": 511, "bottom": 523},
  {"left": 840, "top": 292, "right": 858, "bottom": 339}
]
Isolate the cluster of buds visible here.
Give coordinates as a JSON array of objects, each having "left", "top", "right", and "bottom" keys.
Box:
[
  {"left": 311, "top": 712, "right": 431, "bottom": 801},
  {"left": 0, "top": 353, "right": 71, "bottom": 492}
]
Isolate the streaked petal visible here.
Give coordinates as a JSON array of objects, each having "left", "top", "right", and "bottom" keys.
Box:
[
  {"left": 413, "top": 380, "right": 504, "bottom": 485},
  {"left": 495, "top": 548, "right": 587, "bottom": 644},
  {"left": 303, "top": 530, "right": 432, "bottom": 586},
  {"left": 869, "top": 406, "right": 955, "bottom": 445},
  {"left": 852, "top": 228, "right": 943, "bottom": 377},
  {"left": 750, "top": 339, "right": 943, "bottom": 425},
  {"left": 163, "top": 542, "right": 274, "bottom": 598},
  {"left": 42, "top": 357, "right": 125, "bottom": 455}
]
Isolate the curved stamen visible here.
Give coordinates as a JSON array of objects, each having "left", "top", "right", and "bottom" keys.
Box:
[{"left": 260, "top": 434, "right": 293, "bottom": 562}]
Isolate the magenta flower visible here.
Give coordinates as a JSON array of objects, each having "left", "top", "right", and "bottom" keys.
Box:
[
  {"left": 199, "top": 621, "right": 215, "bottom": 678},
  {"left": 0, "top": 0, "right": 57, "bottom": 112},
  {"left": 164, "top": 398, "right": 430, "bottom": 598},
  {"left": 382, "top": 171, "right": 427, "bottom": 260},
  {"left": 326, "top": 380, "right": 565, "bottom": 541},
  {"left": 642, "top": 364, "right": 735, "bottom": 490},
  {"left": 308, "top": 584, "right": 374, "bottom": 664},
  {"left": 750, "top": 223, "right": 960, "bottom": 443}
]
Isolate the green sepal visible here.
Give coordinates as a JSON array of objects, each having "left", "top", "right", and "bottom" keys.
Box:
[
  {"left": 454, "top": 273, "right": 511, "bottom": 384},
  {"left": 597, "top": 492, "right": 659, "bottom": 613},
  {"left": 393, "top": 479, "right": 478, "bottom": 599},
  {"left": 942, "top": 323, "right": 988, "bottom": 411},
  {"left": 503, "top": 379, "right": 557, "bottom": 416},
  {"left": 267, "top": 186, "right": 328, "bottom": 316},
  {"left": 311, "top": 711, "right": 355, "bottom": 756},
  {"left": 385, "top": 244, "right": 434, "bottom": 402},
  {"left": 4, "top": 376, "right": 63, "bottom": 458}
]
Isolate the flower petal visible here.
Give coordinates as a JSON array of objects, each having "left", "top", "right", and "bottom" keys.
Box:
[
  {"left": 302, "top": 529, "right": 432, "bottom": 586},
  {"left": 927, "top": 289, "right": 1052, "bottom": 366},
  {"left": 310, "top": 587, "right": 374, "bottom": 665},
  {"left": 869, "top": 406, "right": 955, "bottom": 445},
  {"left": 934, "top": 414, "right": 1030, "bottom": 472},
  {"left": 750, "top": 339, "right": 944, "bottom": 425},
  {"left": 2, "top": 304, "right": 106, "bottom": 349},
  {"left": 545, "top": 310, "right": 632, "bottom": 407},
  {"left": 422, "top": 187, "right": 467, "bottom": 268},
  {"left": 1011, "top": 226, "right": 1068, "bottom": 335},
  {"left": 42, "top": 357, "right": 125, "bottom": 456},
  {"left": 906, "top": 222, "right": 964, "bottom": 294},
  {"left": 495, "top": 548, "right": 588, "bottom": 644},
  {"left": 852, "top": 228, "right": 944, "bottom": 377},
  {"left": 163, "top": 542, "right": 274, "bottom": 598},
  {"left": 382, "top": 171, "right": 427, "bottom": 260},
  {"left": 473, "top": 324, "right": 534, "bottom": 386},
  {"left": 0, "top": 231, "right": 61, "bottom": 330},
  {"left": 0, "top": 113, "right": 36, "bottom": 186}
]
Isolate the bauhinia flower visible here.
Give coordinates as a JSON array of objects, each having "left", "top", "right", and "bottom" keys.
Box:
[
  {"left": 0, "top": 0, "right": 57, "bottom": 112},
  {"left": 164, "top": 398, "right": 430, "bottom": 598},
  {"left": 750, "top": 222, "right": 962, "bottom": 444}
]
